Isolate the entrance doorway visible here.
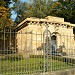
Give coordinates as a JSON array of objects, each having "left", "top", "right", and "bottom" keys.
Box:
[{"left": 51, "top": 35, "right": 57, "bottom": 53}]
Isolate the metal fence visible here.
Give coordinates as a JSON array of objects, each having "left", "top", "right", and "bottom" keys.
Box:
[{"left": 0, "top": 27, "right": 75, "bottom": 75}]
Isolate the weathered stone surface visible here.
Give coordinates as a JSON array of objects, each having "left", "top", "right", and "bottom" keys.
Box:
[{"left": 16, "top": 16, "right": 75, "bottom": 57}]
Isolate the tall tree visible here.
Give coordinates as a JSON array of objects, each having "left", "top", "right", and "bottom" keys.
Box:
[
  {"left": 50, "top": 0, "right": 75, "bottom": 23},
  {"left": 0, "top": 0, "right": 12, "bottom": 31},
  {"left": 0, "top": 0, "right": 13, "bottom": 54},
  {"left": 12, "top": 0, "right": 28, "bottom": 24},
  {"left": 12, "top": 0, "right": 53, "bottom": 25}
]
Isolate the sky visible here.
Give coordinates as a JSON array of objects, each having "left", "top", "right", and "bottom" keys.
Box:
[
  {"left": 21, "top": 0, "right": 57, "bottom": 2},
  {"left": 11, "top": 0, "right": 30, "bottom": 20},
  {"left": 21, "top": 0, "right": 30, "bottom": 2}
]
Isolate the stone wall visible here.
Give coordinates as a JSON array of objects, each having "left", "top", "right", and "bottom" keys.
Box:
[
  {"left": 16, "top": 25, "right": 44, "bottom": 57},
  {"left": 16, "top": 23, "right": 75, "bottom": 57},
  {"left": 16, "top": 16, "right": 75, "bottom": 57}
]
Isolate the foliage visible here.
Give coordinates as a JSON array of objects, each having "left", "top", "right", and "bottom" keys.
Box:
[
  {"left": 0, "top": 0, "right": 12, "bottom": 42},
  {"left": 12, "top": 0, "right": 75, "bottom": 24},
  {"left": 26, "top": 0, "right": 51, "bottom": 18},
  {"left": 50, "top": 0, "right": 75, "bottom": 23},
  {"left": 0, "top": 0, "right": 12, "bottom": 31},
  {"left": 0, "top": 54, "right": 23, "bottom": 60},
  {"left": 0, "top": 7, "right": 12, "bottom": 31},
  {"left": 12, "top": 0, "right": 28, "bottom": 24},
  {"left": 1, "top": 55, "right": 74, "bottom": 74},
  {"left": 52, "top": 55, "right": 75, "bottom": 64},
  {"left": 12, "top": 0, "right": 53, "bottom": 25},
  {"left": 0, "top": 0, "right": 12, "bottom": 54}
]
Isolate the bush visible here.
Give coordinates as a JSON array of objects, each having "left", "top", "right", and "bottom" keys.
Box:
[
  {"left": 30, "top": 55, "right": 44, "bottom": 58},
  {"left": 0, "top": 50, "right": 15, "bottom": 54},
  {"left": 52, "top": 55, "right": 75, "bottom": 64},
  {"left": 30, "top": 55, "right": 75, "bottom": 64},
  {"left": 0, "top": 54, "right": 24, "bottom": 61},
  {"left": 0, "top": 55, "right": 5, "bottom": 60}
]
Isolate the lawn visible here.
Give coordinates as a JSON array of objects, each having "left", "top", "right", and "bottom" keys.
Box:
[{"left": 0, "top": 54, "right": 75, "bottom": 75}]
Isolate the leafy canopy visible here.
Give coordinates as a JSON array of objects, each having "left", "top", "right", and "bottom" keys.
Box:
[
  {"left": 12, "top": 0, "right": 53, "bottom": 25},
  {"left": 12, "top": 0, "right": 75, "bottom": 24},
  {"left": 51, "top": 0, "right": 75, "bottom": 23},
  {"left": 0, "top": 0, "right": 12, "bottom": 31}
]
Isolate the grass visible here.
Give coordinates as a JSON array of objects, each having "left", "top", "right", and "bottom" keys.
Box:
[{"left": 0, "top": 54, "right": 75, "bottom": 75}]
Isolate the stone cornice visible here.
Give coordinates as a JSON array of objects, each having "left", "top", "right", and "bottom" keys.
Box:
[{"left": 14, "top": 16, "right": 75, "bottom": 31}]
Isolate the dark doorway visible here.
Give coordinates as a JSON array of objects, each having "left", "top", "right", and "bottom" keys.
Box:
[{"left": 51, "top": 35, "right": 57, "bottom": 53}]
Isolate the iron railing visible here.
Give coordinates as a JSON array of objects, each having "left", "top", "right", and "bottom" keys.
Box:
[{"left": 0, "top": 27, "right": 75, "bottom": 75}]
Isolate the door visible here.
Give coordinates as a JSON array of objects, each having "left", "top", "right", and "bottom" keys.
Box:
[{"left": 51, "top": 35, "right": 57, "bottom": 53}]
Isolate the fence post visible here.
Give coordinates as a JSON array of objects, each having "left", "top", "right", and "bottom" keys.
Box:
[{"left": 43, "top": 23, "right": 52, "bottom": 74}]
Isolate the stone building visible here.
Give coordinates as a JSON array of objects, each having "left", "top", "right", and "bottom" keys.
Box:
[{"left": 14, "top": 16, "right": 75, "bottom": 57}]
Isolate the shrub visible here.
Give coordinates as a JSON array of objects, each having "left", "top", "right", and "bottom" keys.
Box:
[
  {"left": 52, "top": 55, "right": 75, "bottom": 64},
  {"left": 30, "top": 55, "right": 75, "bottom": 64},
  {"left": 30, "top": 55, "right": 44, "bottom": 58},
  {"left": 0, "top": 54, "right": 24, "bottom": 61}
]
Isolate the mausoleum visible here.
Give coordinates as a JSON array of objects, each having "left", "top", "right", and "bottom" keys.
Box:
[{"left": 14, "top": 16, "right": 75, "bottom": 57}]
